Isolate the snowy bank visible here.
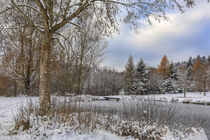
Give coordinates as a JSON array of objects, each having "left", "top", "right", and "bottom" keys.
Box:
[{"left": 0, "top": 96, "right": 208, "bottom": 140}]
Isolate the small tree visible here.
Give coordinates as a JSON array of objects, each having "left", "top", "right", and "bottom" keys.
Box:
[
  {"left": 133, "top": 59, "right": 148, "bottom": 95},
  {"left": 186, "top": 57, "right": 194, "bottom": 89},
  {"left": 148, "top": 68, "right": 163, "bottom": 94},
  {"left": 159, "top": 57, "right": 178, "bottom": 94},
  {"left": 158, "top": 55, "right": 170, "bottom": 79},
  {"left": 194, "top": 64, "right": 208, "bottom": 96},
  {"left": 169, "top": 63, "right": 178, "bottom": 80},
  {"left": 177, "top": 65, "right": 190, "bottom": 97},
  {"left": 124, "top": 55, "right": 135, "bottom": 95},
  {"left": 193, "top": 57, "right": 208, "bottom": 95}
]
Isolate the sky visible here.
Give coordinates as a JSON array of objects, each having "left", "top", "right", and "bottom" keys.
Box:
[{"left": 101, "top": 1, "right": 210, "bottom": 71}]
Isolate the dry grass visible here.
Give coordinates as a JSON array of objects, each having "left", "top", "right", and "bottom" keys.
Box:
[{"left": 11, "top": 96, "right": 206, "bottom": 139}]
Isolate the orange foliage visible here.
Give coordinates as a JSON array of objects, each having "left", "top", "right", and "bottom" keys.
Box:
[
  {"left": 158, "top": 55, "right": 170, "bottom": 79},
  {"left": 193, "top": 57, "right": 201, "bottom": 73}
]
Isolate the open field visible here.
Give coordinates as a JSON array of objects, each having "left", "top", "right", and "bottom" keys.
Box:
[{"left": 0, "top": 94, "right": 210, "bottom": 140}]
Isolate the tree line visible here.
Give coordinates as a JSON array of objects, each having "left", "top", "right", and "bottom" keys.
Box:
[{"left": 123, "top": 55, "right": 210, "bottom": 96}]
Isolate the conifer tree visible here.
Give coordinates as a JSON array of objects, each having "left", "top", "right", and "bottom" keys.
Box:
[
  {"left": 158, "top": 55, "right": 170, "bottom": 79},
  {"left": 124, "top": 55, "right": 135, "bottom": 94},
  {"left": 186, "top": 57, "right": 194, "bottom": 87},
  {"left": 169, "top": 63, "right": 178, "bottom": 80},
  {"left": 187, "top": 57, "right": 193, "bottom": 67},
  {"left": 133, "top": 59, "right": 148, "bottom": 95},
  {"left": 158, "top": 57, "right": 178, "bottom": 94},
  {"left": 201, "top": 56, "right": 207, "bottom": 64}
]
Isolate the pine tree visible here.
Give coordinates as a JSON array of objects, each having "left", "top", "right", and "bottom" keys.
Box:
[
  {"left": 187, "top": 66, "right": 193, "bottom": 81},
  {"left": 201, "top": 56, "right": 207, "bottom": 64},
  {"left": 161, "top": 79, "right": 176, "bottom": 94},
  {"left": 124, "top": 55, "right": 135, "bottom": 94},
  {"left": 158, "top": 55, "right": 170, "bottom": 79},
  {"left": 186, "top": 57, "right": 194, "bottom": 84},
  {"left": 169, "top": 63, "right": 178, "bottom": 80},
  {"left": 160, "top": 59, "right": 178, "bottom": 94},
  {"left": 161, "top": 70, "right": 179, "bottom": 94},
  {"left": 187, "top": 57, "right": 193, "bottom": 67},
  {"left": 133, "top": 59, "right": 148, "bottom": 95}
]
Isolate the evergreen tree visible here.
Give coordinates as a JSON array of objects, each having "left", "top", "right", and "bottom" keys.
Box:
[
  {"left": 133, "top": 59, "right": 148, "bottom": 95},
  {"left": 196, "top": 55, "right": 201, "bottom": 60},
  {"left": 124, "top": 55, "right": 135, "bottom": 94},
  {"left": 161, "top": 79, "right": 177, "bottom": 94},
  {"left": 201, "top": 56, "right": 207, "bottom": 64},
  {"left": 160, "top": 60, "right": 178, "bottom": 94},
  {"left": 186, "top": 57, "right": 194, "bottom": 84},
  {"left": 187, "top": 65, "right": 193, "bottom": 81},
  {"left": 187, "top": 56, "right": 193, "bottom": 67},
  {"left": 169, "top": 63, "right": 178, "bottom": 80}
]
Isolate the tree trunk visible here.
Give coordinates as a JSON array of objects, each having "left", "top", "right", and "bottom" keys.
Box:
[
  {"left": 204, "top": 83, "right": 206, "bottom": 96},
  {"left": 39, "top": 34, "right": 52, "bottom": 116},
  {"left": 13, "top": 80, "right": 17, "bottom": 96},
  {"left": 184, "top": 88, "right": 186, "bottom": 98}
]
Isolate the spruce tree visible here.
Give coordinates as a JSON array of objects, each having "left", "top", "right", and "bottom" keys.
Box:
[
  {"left": 133, "top": 59, "right": 148, "bottom": 95},
  {"left": 186, "top": 57, "right": 194, "bottom": 84},
  {"left": 169, "top": 63, "right": 178, "bottom": 80},
  {"left": 161, "top": 79, "right": 176, "bottom": 94},
  {"left": 124, "top": 55, "right": 135, "bottom": 94},
  {"left": 160, "top": 60, "right": 178, "bottom": 94},
  {"left": 201, "top": 56, "right": 207, "bottom": 64},
  {"left": 187, "top": 57, "right": 193, "bottom": 67}
]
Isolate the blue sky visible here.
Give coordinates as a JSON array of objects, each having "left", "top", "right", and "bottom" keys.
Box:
[{"left": 101, "top": 1, "right": 210, "bottom": 71}]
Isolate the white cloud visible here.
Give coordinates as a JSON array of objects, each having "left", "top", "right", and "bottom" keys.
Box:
[{"left": 129, "top": 2, "right": 210, "bottom": 50}]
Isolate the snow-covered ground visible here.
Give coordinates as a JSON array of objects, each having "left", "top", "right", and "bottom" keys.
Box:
[
  {"left": 0, "top": 97, "right": 132, "bottom": 140},
  {"left": 0, "top": 96, "right": 208, "bottom": 140},
  {"left": 98, "top": 92, "right": 210, "bottom": 105},
  {"left": 130, "top": 92, "right": 210, "bottom": 105}
]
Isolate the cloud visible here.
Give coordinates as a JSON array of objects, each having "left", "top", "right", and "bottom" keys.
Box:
[
  {"left": 101, "top": 2, "right": 210, "bottom": 71},
  {"left": 130, "top": 3, "right": 210, "bottom": 50}
]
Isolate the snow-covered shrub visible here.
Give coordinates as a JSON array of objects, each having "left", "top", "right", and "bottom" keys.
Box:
[
  {"left": 12, "top": 97, "right": 207, "bottom": 140},
  {"left": 13, "top": 99, "right": 39, "bottom": 132},
  {"left": 160, "top": 78, "right": 179, "bottom": 94},
  {"left": 121, "top": 100, "right": 176, "bottom": 124}
]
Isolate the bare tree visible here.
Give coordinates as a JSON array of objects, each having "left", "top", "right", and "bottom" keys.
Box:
[
  {"left": 194, "top": 64, "right": 208, "bottom": 96},
  {"left": 177, "top": 65, "right": 190, "bottom": 97},
  {"left": 0, "top": 10, "right": 41, "bottom": 95},
  {"left": 51, "top": 12, "right": 107, "bottom": 95},
  {"left": 85, "top": 67, "right": 124, "bottom": 96}
]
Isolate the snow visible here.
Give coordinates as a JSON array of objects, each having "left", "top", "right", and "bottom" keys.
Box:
[
  {"left": 132, "top": 92, "right": 210, "bottom": 105},
  {"left": 103, "top": 92, "right": 210, "bottom": 105},
  {"left": 0, "top": 97, "right": 33, "bottom": 138},
  {"left": 0, "top": 96, "right": 131, "bottom": 140},
  {"left": 0, "top": 96, "right": 208, "bottom": 140}
]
